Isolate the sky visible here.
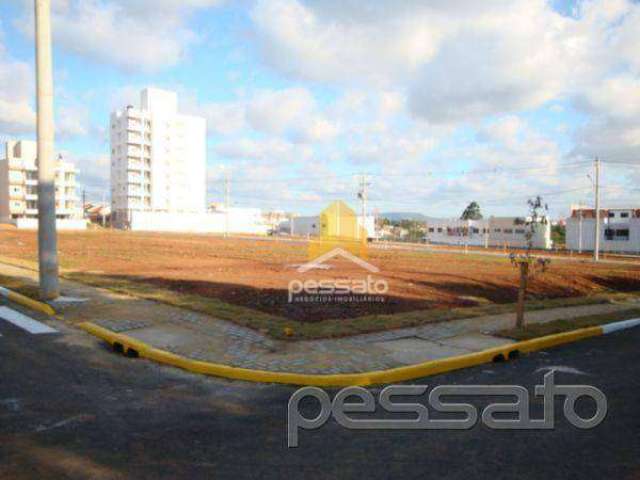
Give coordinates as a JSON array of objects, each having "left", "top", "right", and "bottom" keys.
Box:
[{"left": 0, "top": 0, "right": 639, "bottom": 219}]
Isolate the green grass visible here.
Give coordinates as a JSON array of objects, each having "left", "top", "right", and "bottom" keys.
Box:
[
  {"left": 0, "top": 274, "right": 41, "bottom": 299},
  {"left": 496, "top": 307, "right": 640, "bottom": 341},
  {"left": 60, "top": 271, "right": 638, "bottom": 340},
  {"left": 2, "top": 254, "right": 639, "bottom": 341}
]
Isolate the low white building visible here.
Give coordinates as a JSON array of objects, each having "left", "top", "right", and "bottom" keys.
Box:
[
  {"left": 566, "top": 207, "right": 640, "bottom": 254},
  {"left": 424, "top": 216, "right": 552, "bottom": 250},
  {"left": 0, "top": 140, "right": 85, "bottom": 230},
  {"left": 425, "top": 217, "right": 490, "bottom": 247}
]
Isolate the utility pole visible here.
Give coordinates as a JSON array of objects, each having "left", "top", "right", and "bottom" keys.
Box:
[
  {"left": 357, "top": 174, "right": 370, "bottom": 240},
  {"left": 82, "top": 189, "right": 86, "bottom": 218},
  {"left": 594, "top": 157, "right": 601, "bottom": 262},
  {"left": 578, "top": 208, "right": 583, "bottom": 254},
  {"left": 101, "top": 191, "right": 106, "bottom": 227},
  {"left": 224, "top": 168, "right": 231, "bottom": 238},
  {"left": 35, "top": 0, "right": 59, "bottom": 300}
]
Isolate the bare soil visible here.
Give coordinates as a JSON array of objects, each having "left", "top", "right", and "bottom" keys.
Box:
[{"left": 1, "top": 229, "right": 639, "bottom": 322}]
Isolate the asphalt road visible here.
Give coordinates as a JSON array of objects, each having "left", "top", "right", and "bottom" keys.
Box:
[{"left": 0, "top": 301, "right": 638, "bottom": 480}]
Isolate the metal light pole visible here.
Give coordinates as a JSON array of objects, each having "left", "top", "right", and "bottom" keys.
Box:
[{"left": 35, "top": 0, "right": 59, "bottom": 299}]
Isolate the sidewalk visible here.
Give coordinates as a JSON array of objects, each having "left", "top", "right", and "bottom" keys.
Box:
[{"left": 1, "top": 261, "right": 638, "bottom": 375}]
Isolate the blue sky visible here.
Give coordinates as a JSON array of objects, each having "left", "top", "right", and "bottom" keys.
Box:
[{"left": 0, "top": 0, "right": 639, "bottom": 218}]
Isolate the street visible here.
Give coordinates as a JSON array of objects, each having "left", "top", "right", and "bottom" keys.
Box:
[{"left": 0, "top": 301, "right": 638, "bottom": 479}]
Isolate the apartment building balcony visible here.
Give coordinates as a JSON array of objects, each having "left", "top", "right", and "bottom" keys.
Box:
[
  {"left": 25, "top": 193, "right": 38, "bottom": 201},
  {"left": 127, "top": 161, "right": 144, "bottom": 170},
  {"left": 127, "top": 147, "right": 143, "bottom": 157},
  {"left": 8, "top": 159, "right": 24, "bottom": 169},
  {"left": 10, "top": 205, "right": 26, "bottom": 214},
  {"left": 25, "top": 179, "right": 38, "bottom": 186}
]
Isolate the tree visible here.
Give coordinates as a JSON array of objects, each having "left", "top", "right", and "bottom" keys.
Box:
[
  {"left": 510, "top": 196, "right": 551, "bottom": 329},
  {"left": 460, "top": 201, "right": 483, "bottom": 220}
]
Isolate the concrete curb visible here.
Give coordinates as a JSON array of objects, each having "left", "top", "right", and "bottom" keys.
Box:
[
  {"left": 0, "top": 286, "right": 56, "bottom": 316},
  {"left": 78, "top": 319, "right": 640, "bottom": 386}
]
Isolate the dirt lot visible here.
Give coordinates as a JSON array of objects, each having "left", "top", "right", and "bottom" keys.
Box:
[{"left": 1, "top": 229, "right": 639, "bottom": 322}]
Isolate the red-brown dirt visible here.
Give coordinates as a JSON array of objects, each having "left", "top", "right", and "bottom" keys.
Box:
[{"left": 1, "top": 229, "right": 639, "bottom": 322}]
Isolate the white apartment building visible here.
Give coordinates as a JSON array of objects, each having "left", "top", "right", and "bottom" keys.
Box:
[
  {"left": 0, "top": 140, "right": 85, "bottom": 230},
  {"left": 424, "top": 216, "right": 552, "bottom": 250},
  {"left": 110, "top": 88, "right": 206, "bottom": 228},
  {"left": 566, "top": 207, "right": 640, "bottom": 254}
]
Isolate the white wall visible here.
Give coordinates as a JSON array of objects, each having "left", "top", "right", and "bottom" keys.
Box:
[
  {"left": 424, "top": 216, "right": 552, "bottom": 249},
  {"left": 567, "top": 217, "right": 640, "bottom": 253},
  {"left": 130, "top": 210, "right": 270, "bottom": 235},
  {"left": 13, "top": 218, "right": 87, "bottom": 230},
  {"left": 425, "top": 218, "right": 489, "bottom": 246}
]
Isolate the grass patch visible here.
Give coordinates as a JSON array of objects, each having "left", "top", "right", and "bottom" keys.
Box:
[
  {"left": 61, "top": 271, "right": 637, "bottom": 340},
  {"left": 1, "top": 254, "right": 639, "bottom": 341},
  {"left": 0, "top": 274, "right": 41, "bottom": 299},
  {"left": 496, "top": 307, "right": 640, "bottom": 341}
]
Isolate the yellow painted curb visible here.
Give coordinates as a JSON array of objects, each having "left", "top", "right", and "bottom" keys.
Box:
[
  {"left": 79, "top": 321, "right": 604, "bottom": 387},
  {"left": 0, "top": 286, "right": 56, "bottom": 316}
]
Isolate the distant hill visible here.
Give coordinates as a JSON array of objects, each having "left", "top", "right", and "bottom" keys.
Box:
[{"left": 381, "top": 212, "right": 429, "bottom": 222}]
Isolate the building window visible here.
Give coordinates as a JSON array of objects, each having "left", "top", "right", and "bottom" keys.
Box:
[
  {"left": 437, "top": 228, "right": 443, "bottom": 233},
  {"left": 515, "top": 229, "right": 525, "bottom": 234},
  {"left": 608, "top": 212, "right": 615, "bottom": 218},
  {"left": 605, "top": 228, "right": 630, "bottom": 241},
  {"left": 621, "top": 212, "right": 629, "bottom": 218},
  {"left": 428, "top": 228, "right": 434, "bottom": 233},
  {"left": 494, "top": 228, "right": 501, "bottom": 233},
  {"left": 616, "top": 229, "right": 630, "bottom": 240},
  {"left": 504, "top": 229, "right": 513, "bottom": 234},
  {"left": 471, "top": 227, "right": 479, "bottom": 234}
]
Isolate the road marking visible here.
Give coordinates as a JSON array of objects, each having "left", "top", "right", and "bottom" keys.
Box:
[
  {"left": 0, "top": 307, "right": 57, "bottom": 334},
  {"left": 601, "top": 318, "right": 640, "bottom": 334}
]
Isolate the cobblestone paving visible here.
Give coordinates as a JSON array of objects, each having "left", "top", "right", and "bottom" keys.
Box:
[{"left": 2, "top": 262, "right": 638, "bottom": 375}]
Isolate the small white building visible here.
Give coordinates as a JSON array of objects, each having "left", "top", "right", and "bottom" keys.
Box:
[
  {"left": 566, "top": 207, "right": 640, "bottom": 254},
  {"left": 425, "top": 217, "right": 490, "bottom": 247},
  {"left": 424, "top": 216, "right": 552, "bottom": 250},
  {"left": 110, "top": 88, "right": 206, "bottom": 228},
  {"left": 280, "top": 215, "right": 377, "bottom": 239},
  {"left": 0, "top": 140, "right": 85, "bottom": 230}
]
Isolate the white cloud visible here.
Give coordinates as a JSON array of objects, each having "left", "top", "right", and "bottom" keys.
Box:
[
  {"left": 245, "top": 87, "right": 315, "bottom": 134},
  {"left": 0, "top": 41, "right": 36, "bottom": 134},
  {"left": 200, "top": 101, "right": 247, "bottom": 136},
  {"left": 214, "top": 137, "right": 313, "bottom": 163},
  {"left": 67, "top": 151, "right": 111, "bottom": 194},
  {"left": 250, "top": 0, "right": 640, "bottom": 126},
  {"left": 16, "top": 0, "right": 226, "bottom": 72},
  {"left": 56, "top": 103, "right": 90, "bottom": 139}
]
